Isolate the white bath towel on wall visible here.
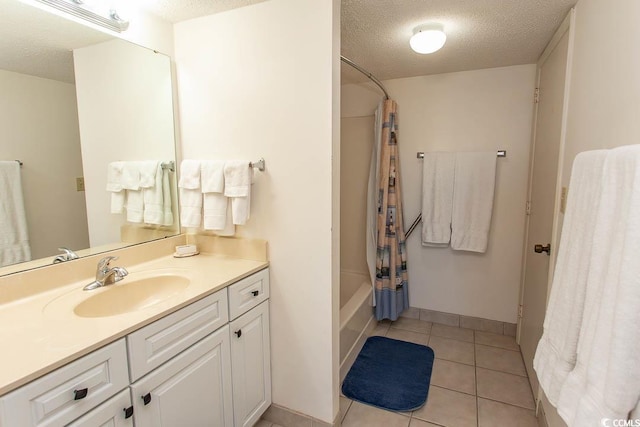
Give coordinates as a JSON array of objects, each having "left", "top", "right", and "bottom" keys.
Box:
[
  {"left": 0, "top": 161, "right": 31, "bottom": 266},
  {"left": 450, "top": 152, "right": 497, "bottom": 253},
  {"left": 224, "top": 160, "right": 252, "bottom": 225},
  {"left": 161, "top": 167, "right": 174, "bottom": 226},
  {"left": 106, "top": 161, "right": 125, "bottom": 214},
  {"left": 533, "top": 150, "right": 607, "bottom": 406},
  {"left": 179, "top": 160, "right": 202, "bottom": 228},
  {"left": 552, "top": 145, "right": 640, "bottom": 425},
  {"left": 138, "top": 160, "right": 159, "bottom": 189},
  {"left": 201, "top": 160, "right": 225, "bottom": 193},
  {"left": 143, "top": 163, "right": 166, "bottom": 225},
  {"left": 421, "top": 152, "right": 455, "bottom": 246}
]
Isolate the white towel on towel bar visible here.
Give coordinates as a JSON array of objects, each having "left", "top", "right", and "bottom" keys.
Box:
[
  {"left": 179, "top": 160, "right": 202, "bottom": 228},
  {"left": 538, "top": 145, "right": 640, "bottom": 425},
  {"left": 0, "top": 161, "right": 31, "bottom": 266},
  {"left": 533, "top": 150, "right": 607, "bottom": 407},
  {"left": 138, "top": 160, "right": 159, "bottom": 189},
  {"left": 421, "top": 152, "right": 455, "bottom": 246},
  {"left": 201, "top": 160, "right": 228, "bottom": 230},
  {"left": 224, "top": 160, "right": 252, "bottom": 225},
  {"left": 450, "top": 152, "right": 497, "bottom": 253},
  {"left": 143, "top": 163, "right": 166, "bottom": 225},
  {"left": 106, "top": 161, "right": 125, "bottom": 214}
]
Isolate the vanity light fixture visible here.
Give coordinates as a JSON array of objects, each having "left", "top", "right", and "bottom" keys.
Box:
[
  {"left": 33, "top": 0, "right": 129, "bottom": 32},
  {"left": 410, "top": 23, "right": 446, "bottom": 54}
]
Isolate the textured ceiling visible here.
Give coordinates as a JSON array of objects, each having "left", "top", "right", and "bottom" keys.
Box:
[
  {"left": 138, "top": 0, "right": 268, "bottom": 23},
  {"left": 342, "top": 0, "right": 577, "bottom": 82},
  {"left": 0, "top": 0, "right": 112, "bottom": 83}
]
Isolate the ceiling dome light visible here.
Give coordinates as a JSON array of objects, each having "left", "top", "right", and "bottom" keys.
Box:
[{"left": 410, "top": 23, "right": 446, "bottom": 54}]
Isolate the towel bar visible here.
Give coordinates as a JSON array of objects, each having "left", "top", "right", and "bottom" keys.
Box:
[
  {"left": 250, "top": 158, "right": 266, "bottom": 172},
  {"left": 416, "top": 150, "right": 506, "bottom": 159}
]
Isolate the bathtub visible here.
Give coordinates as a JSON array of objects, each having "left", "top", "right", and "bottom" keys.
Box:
[{"left": 339, "top": 270, "right": 375, "bottom": 382}]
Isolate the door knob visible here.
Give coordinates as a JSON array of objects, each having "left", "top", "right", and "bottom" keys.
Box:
[{"left": 534, "top": 243, "right": 551, "bottom": 255}]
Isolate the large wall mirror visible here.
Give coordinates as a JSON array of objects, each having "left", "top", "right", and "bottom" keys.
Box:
[{"left": 0, "top": 0, "right": 179, "bottom": 275}]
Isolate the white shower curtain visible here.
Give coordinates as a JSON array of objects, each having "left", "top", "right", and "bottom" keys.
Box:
[{"left": 366, "top": 101, "right": 383, "bottom": 306}]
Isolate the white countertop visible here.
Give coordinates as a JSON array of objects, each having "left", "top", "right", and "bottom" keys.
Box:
[{"left": 0, "top": 252, "right": 268, "bottom": 395}]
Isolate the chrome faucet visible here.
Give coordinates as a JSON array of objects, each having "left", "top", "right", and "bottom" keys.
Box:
[
  {"left": 53, "top": 247, "right": 79, "bottom": 264},
  {"left": 83, "top": 256, "right": 128, "bottom": 291}
]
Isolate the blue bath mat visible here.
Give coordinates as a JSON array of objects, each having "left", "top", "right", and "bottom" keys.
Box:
[{"left": 342, "top": 336, "right": 434, "bottom": 412}]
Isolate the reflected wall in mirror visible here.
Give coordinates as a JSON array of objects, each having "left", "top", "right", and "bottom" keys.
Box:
[{"left": 0, "top": 0, "right": 179, "bottom": 275}]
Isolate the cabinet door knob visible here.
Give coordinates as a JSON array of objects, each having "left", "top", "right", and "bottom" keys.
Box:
[
  {"left": 235, "top": 329, "right": 242, "bottom": 338},
  {"left": 73, "top": 388, "right": 88, "bottom": 400},
  {"left": 123, "top": 406, "right": 134, "bottom": 419},
  {"left": 534, "top": 243, "right": 551, "bottom": 255},
  {"left": 251, "top": 290, "right": 259, "bottom": 297},
  {"left": 141, "top": 393, "right": 152, "bottom": 405}
]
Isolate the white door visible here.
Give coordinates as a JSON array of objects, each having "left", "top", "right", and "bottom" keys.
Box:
[
  {"left": 131, "top": 326, "right": 234, "bottom": 427},
  {"left": 519, "top": 14, "right": 572, "bottom": 394},
  {"left": 230, "top": 301, "right": 271, "bottom": 427}
]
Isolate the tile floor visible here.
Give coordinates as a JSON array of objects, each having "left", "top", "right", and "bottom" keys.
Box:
[{"left": 337, "top": 317, "right": 539, "bottom": 427}]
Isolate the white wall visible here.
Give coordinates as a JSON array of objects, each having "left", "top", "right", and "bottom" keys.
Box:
[
  {"left": 74, "top": 39, "right": 177, "bottom": 248},
  {"left": 541, "top": 0, "right": 640, "bottom": 425},
  {"left": 342, "top": 64, "right": 537, "bottom": 323},
  {"left": 0, "top": 69, "right": 89, "bottom": 260},
  {"left": 174, "top": 0, "right": 340, "bottom": 423}
]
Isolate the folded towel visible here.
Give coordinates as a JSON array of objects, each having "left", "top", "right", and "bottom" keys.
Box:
[
  {"left": 216, "top": 199, "right": 236, "bottom": 236},
  {"left": 421, "top": 152, "right": 455, "bottom": 246},
  {"left": 106, "top": 161, "right": 124, "bottom": 192},
  {"left": 143, "top": 163, "right": 165, "bottom": 225},
  {"left": 161, "top": 167, "right": 174, "bottom": 226},
  {"left": 121, "top": 161, "right": 141, "bottom": 191},
  {"left": 450, "top": 152, "right": 497, "bottom": 253},
  {"left": 203, "top": 193, "right": 230, "bottom": 230},
  {"left": 179, "top": 160, "right": 201, "bottom": 190},
  {"left": 106, "top": 162, "right": 125, "bottom": 214},
  {"left": 533, "top": 150, "right": 607, "bottom": 406},
  {"left": 201, "top": 160, "right": 225, "bottom": 194},
  {"left": 126, "top": 190, "right": 143, "bottom": 223},
  {"left": 0, "top": 161, "right": 31, "bottom": 267},
  {"left": 231, "top": 192, "right": 251, "bottom": 225},
  {"left": 139, "top": 160, "right": 159, "bottom": 188},
  {"left": 552, "top": 145, "right": 640, "bottom": 425},
  {"left": 224, "top": 160, "right": 251, "bottom": 197}
]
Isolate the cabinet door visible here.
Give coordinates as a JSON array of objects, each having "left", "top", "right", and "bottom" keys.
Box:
[
  {"left": 131, "top": 326, "right": 233, "bottom": 427},
  {"left": 230, "top": 301, "right": 271, "bottom": 427},
  {"left": 66, "top": 390, "right": 132, "bottom": 427}
]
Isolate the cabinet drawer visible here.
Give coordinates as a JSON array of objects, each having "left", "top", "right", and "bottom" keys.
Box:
[
  {"left": 0, "top": 339, "right": 128, "bottom": 427},
  {"left": 127, "top": 288, "right": 228, "bottom": 381},
  {"left": 228, "top": 269, "right": 269, "bottom": 320},
  {"left": 66, "top": 389, "right": 132, "bottom": 427}
]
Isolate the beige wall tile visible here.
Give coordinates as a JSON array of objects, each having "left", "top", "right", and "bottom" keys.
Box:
[
  {"left": 263, "top": 404, "right": 313, "bottom": 427},
  {"left": 420, "top": 309, "right": 460, "bottom": 327},
  {"left": 504, "top": 322, "right": 517, "bottom": 337},
  {"left": 399, "top": 307, "right": 421, "bottom": 319},
  {"left": 460, "top": 316, "right": 504, "bottom": 334}
]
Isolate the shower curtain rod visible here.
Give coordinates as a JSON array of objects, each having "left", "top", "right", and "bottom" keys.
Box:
[{"left": 340, "top": 55, "right": 390, "bottom": 100}]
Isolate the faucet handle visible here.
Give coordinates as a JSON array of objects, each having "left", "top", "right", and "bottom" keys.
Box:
[{"left": 97, "top": 256, "right": 119, "bottom": 272}]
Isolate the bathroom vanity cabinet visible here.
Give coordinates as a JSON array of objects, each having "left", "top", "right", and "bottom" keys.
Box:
[{"left": 0, "top": 267, "right": 270, "bottom": 427}]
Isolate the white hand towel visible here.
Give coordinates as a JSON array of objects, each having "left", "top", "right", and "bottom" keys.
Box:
[
  {"left": 231, "top": 190, "right": 251, "bottom": 225},
  {"left": 106, "top": 161, "right": 125, "bottom": 214},
  {"left": 553, "top": 145, "right": 640, "bottom": 425},
  {"left": 179, "top": 160, "right": 202, "bottom": 228},
  {"left": 162, "top": 168, "right": 174, "bottom": 227},
  {"left": 201, "top": 160, "right": 225, "bottom": 193},
  {"left": 533, "top": 150, "right": 607, "bottom": 406},
  {"left": 121, "top": 161, "right": 141, "bottom": 191},
  {"left": 421, "top": 152, "right": 455, "bottom": 246},
  {"left": 450, "top": 152, "right": 497, "bottom": 253},
  {"left": 0, "top": 161, "right": 31, "bottom": 267},
  {"left": 143, "top": 163, "right": 165, "bottom": 225},
  {"left": 216, "top": 199, "right": 236, "bottom": 236},
  {"left": 178, "top": 160, "right": 201, "bottom": 189},
  {"left": 139, "top": 160, "right": 159, "bottom": 188},
  {"left": 203, "top": 193, "right": 231, "bottom": 230},
  {"left": 223, "top": 160, "right": 251, "bottom": 197},
  {"left": 126, "top": 190, "right": 143, "bottom": 223}
]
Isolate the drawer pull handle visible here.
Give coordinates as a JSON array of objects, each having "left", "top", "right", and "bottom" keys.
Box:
[
  {"left": 123, "top": 406, "right": 134, "bottom": 419},
  {"left": 73, "top": 388, "right": 88, "bottom": 400},
  {"left": 235, "top": 329, "right": 242, "bottom": 338},
  {"left": 251, "top": 290, "right": 259, "bottom": 297},
  {"left": 142, "top": 393, "right": 152, "bottom": 405}
]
